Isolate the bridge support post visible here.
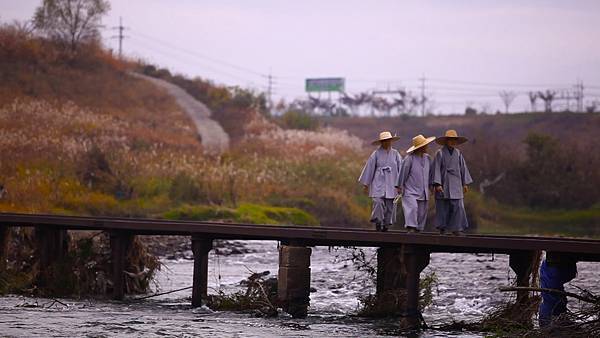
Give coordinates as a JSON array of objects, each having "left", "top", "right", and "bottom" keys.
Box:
[
  {"left": 376, "top": 246, "right": 407, "bottom": 305},
  {"left": 278, "top": 244, "right": 311, "bottom": 318},
  {"left": 375, "top": 245, "right": 429, "bottom": 329},
  {"left": 191, "top": 236, "right": 212, "bottom": 308},
  {"left": 509, "top": 250, "right": 539, "bottom": 304},
  {"left": 0, "top": 225, "right": 8, "bottom": 272},
  {"left": 110, "top": 231, "right": 133, "bottom": 300},
  {"left": 402, "top": 245, "right": 430, "bottom": 330},
  {"left": 35, "top": 226, "right": 70, "bottom": 287}
]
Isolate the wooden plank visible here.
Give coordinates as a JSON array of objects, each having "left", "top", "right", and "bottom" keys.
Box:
[{"left": 1, "top": 213, "right": 600, "bottom": 257}]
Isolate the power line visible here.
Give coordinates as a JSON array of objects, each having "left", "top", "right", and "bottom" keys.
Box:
[
  {"left": 127, "top": 37, "right": 261, "bottom": 87},
  {"left": 427, "top": 78, "right": 573, "bottom": 88},
  {"left": 130, "top": 29, "right": 268, "bottom": 78}
]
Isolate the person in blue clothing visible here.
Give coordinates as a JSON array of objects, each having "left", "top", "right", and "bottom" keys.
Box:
[{"left": 538, "top": 254, "right": 578, "bottom": 327}]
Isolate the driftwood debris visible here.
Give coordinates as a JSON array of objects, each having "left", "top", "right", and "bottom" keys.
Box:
[{"left": 499, "top": 286, "right": 598, "bottom": 304}]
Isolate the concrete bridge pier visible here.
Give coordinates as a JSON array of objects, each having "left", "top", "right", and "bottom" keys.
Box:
[
  {"left": 509, "top": 250, "right": 539, "bottom": 303},
  {"left": 403, "top": 245, "right": 430, "bottom": 329},
  {"left": 110, "top": 230, "right": 133, "bottom": 300},
  {"left": 278, "top": 243, "right": 311, "bottom": 318},
  {"left": 191, "top": 236, "right": 213, "bottom": 307},
  {"left": 376, "top": 245, "right": 430, "bottom": 330},
  {"left": 376, "top": 247, "right": 406, "bottom": 306},
  {"left": 35, "top": 226, "right": 70, "bottom": 287},
  {"left": 0, "top": 225, "right": 8, "bottom": 272}
]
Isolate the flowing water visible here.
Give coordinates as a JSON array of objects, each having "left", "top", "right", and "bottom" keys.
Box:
[{"left": 0, "top": 240, "right": 597, "bottom": 337}]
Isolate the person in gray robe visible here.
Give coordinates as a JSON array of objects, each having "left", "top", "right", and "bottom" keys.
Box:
[
  {"left": 432, "top": 129, "right": 473, "bottom": 235},
  {"left": 358, "top": 131, "right": 403, "bottom": 231},
  {"left": 396, "top": 134, "right": 436, "bottom": 232}
]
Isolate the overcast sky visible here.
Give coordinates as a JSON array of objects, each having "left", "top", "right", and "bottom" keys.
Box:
[{"left": 2, "top": 0, "right": 600, "bottom": 114}]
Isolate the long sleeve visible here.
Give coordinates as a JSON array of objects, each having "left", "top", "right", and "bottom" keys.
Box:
[
  {"left": 432, "top": 150, "right": 443, "bottom": 186},
  {"left": 397, "top": 154, "right": 411, "bottom": 188},
  {"left": 358, "top": 151, "right": 377, "bottom": 186},
  {"left": 460, "top": 153, "right": 473, "bottom": 185}
]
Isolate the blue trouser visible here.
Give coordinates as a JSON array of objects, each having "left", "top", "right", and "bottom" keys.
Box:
[{"left": 538, "top": 259, "right": 577, "bottom": 327}]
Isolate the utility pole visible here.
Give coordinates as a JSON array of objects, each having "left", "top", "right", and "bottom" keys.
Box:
[
  {"left": 111, "top": 17, "right": 127, "bottom": 58},
  {"left": 419, "top": 75, "right": 426, "bottom": 116},
  {"left": 267, "top": 71, "right": 273, "bottom": 114},
  {"left": 575, "top": 80, "right": 584, "bottom": 112}
]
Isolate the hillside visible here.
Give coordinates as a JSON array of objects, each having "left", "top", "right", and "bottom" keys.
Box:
[{"left": 0, "top": 24, "right": 366, "bottom": 227}]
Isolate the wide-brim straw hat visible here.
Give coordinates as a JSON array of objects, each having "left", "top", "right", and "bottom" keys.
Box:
[
  {"left": 435, "top": 129, "right": 468, "bottom": 145},
  {"left": 371, "top": 131, "right": 401, "bottom": 145},
  {"left": 406, "top": 134, "right": 436, "bottom": 153}
]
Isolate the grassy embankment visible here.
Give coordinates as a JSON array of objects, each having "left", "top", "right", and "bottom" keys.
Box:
[
  {"left": 0, "top": 24, "right": 369, "bottom": 227},
  {"left": 465, "top": 192, "right": 600, "bottom": 238}
]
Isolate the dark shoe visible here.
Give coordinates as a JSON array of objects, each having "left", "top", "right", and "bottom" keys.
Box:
[
  {"left": 375, "top": 222, "right": 382, "bottom": 231},
  {"left": 406, "top": 226, "right": 418, "bottom": 233},
  {"left": 439, "top": 229, "right": 446, "bottom": 235},
  {"left": 452, "top": 230, "right": 465, "bottom": 236},
  {"left": 381, "top": 225, "right": 389, "bottom": 232}
]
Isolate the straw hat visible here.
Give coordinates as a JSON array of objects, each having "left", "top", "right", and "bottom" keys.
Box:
[
  {"left": 371, "top": 131, "right": 401, "bottom": 146},
  {"left": 406, "top": 134, "right": 436, "bottom": 153},
  {"left": 435, "top": 129, "right": 468, "bottom": 145}
]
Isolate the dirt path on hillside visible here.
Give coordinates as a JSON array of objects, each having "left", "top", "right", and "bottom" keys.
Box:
[{"left": 130, "top": 72, "right": 229, "bottom": 154}]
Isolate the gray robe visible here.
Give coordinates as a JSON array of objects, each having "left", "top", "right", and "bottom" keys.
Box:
[
  {"left": 358, "top": 147, "right": 403, "bottom": 225},
  {"left": 432, "top": 146, "right": 473, "bottom": 200},
  {"left": 397, "top": 153, "right": 431, "bottom": 201},
  {"left": 396, "top": 153, "right": 432, "bottom": 230},
  {"left": 358, "top": 147, "right": 403, "bottom": 199},
  {"left": 432, "top": 146, "right": 473, "bottom": 231}
]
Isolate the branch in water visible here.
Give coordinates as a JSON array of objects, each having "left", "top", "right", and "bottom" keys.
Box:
[{"left": 499, "top": 286, "right": 598, "bottom": 304}]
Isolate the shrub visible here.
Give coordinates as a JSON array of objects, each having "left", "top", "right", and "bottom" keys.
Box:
[
  {"left": 278, "top": 110, "right": 320, "bottom": 130},
  {"left": 168, "top": 172, "right": 200, "bottom": 203}
]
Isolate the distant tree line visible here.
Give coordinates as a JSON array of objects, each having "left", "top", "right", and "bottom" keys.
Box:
[{"left": 468, "top": 132, "right": 599, "bottom": 209}]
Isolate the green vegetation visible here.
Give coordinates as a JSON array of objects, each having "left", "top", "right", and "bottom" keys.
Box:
[
  {"left": 465, "top": 191, "right": 600, "bottom": 238},
  {"left": 164, "top": 203, "right": 319, "bottom": 226}
]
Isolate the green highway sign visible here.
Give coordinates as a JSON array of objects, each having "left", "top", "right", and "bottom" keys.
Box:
[{"left": 305, "top": 78, "right": 345, "bottom": 93}]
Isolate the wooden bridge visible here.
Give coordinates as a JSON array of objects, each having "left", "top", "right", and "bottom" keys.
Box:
[{"left": 1, "top": 212, "right": 599, "bottom": 329}]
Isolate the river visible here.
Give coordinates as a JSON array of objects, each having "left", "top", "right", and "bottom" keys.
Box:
[{"left": 0, "top": 240, "right": 597, "bottom": 337}]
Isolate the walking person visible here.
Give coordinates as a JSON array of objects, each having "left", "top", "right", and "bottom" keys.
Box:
[
  {"left": 396, "top": 134, "right": 436, "bottom": 233},
  {"left": 432, "top": 130, "right": 473, "bottom": 235},
  {"left": 358, "top": 131, "right": 403, "bottom": 231}
]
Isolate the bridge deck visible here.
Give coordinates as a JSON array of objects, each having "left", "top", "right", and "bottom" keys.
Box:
[{"left": 1, "top": 212, "right": 599, "bottom": 260}]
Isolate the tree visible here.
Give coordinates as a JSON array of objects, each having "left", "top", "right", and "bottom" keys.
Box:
[
  {"left": 33, "top": 0, "right": 111, "bottom": 52},
  {"left": 528, "top": 91, "right": 538, "bottom": 112},
  {"left": 499, "top": 90, "right": 517, "bottom": 114},
  {"left": 538, "top": 90, "right": 556, "bottom": 113}
]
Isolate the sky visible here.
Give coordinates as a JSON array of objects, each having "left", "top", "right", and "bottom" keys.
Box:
[{"left": 2, "top": 0, "right": 600, "bottom": 114}]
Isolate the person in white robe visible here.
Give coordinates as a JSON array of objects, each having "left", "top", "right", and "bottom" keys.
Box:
[
  {"left": 396, "top": 134, "right": 436, "bottom": 233},
  {"left": 432, "top": 129, "right": 473, "bottom": 235},
  {"left": 358, "top": 131, "right": 403, "bottom": 231}
]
